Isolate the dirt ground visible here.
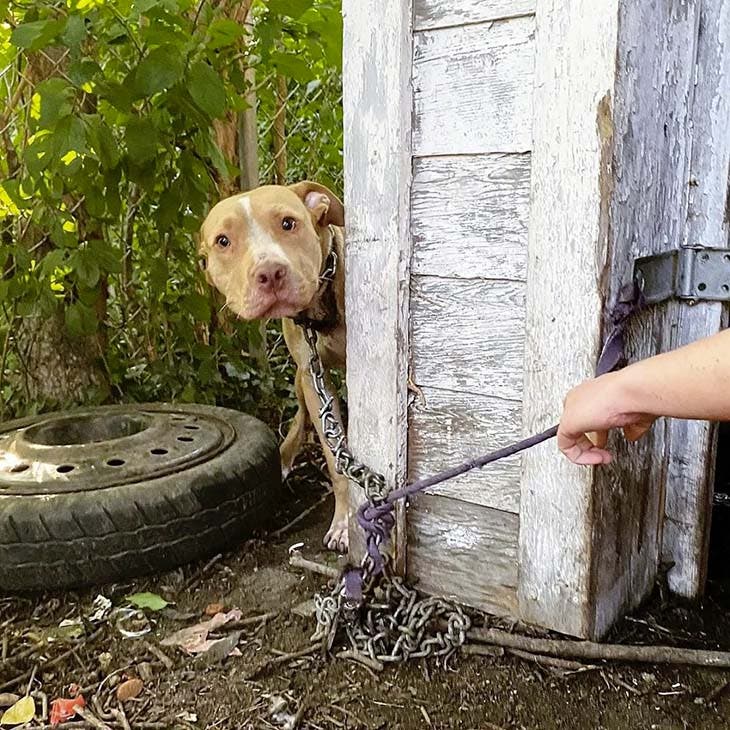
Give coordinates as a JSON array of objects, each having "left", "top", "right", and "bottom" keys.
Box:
[{"left": 2, "top": 459, "right": 730, "bottom": 730}]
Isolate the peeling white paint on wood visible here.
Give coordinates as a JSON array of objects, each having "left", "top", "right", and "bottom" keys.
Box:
[
  {"left": 342, "top": 0, "right": 412, "bottom": 566},
  {"left": 407, "top": 493, "right": 519, "bottom": 617},
  {"left": 414, "top": 0, "right": 535, "bottom": 31},
  {"left": 413, "top": 16, "right": 535, "bottom": 156},
  {"left": 411, "top": 153, "right": 530, "bottom": 280},
  {"left": 408, "top": 385, "right": 521, "bottom": 512},
  {"left": 518, "top": 0, "right": 619, "bottom": 639},
  {"left": 411, "top": 276, "right": 525, "bottom": 402}
]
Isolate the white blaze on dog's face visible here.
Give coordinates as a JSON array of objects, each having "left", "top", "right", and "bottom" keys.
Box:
[{"left": 199, "top": 182, "right": 344, "bottom": 320}]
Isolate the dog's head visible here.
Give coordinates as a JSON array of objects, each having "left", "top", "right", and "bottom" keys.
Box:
[{"left": 199, "top": 181, "right": 344, "bottom": 320}]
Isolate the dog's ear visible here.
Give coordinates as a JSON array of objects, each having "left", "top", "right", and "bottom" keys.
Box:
[
  {"left": 288, "top": 181, "right": 344, "bottom": 228},
  {"left": 194, "top": 229, "right": 210, "bottom": 279}
]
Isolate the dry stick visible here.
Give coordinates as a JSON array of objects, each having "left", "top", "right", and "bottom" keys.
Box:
[
  {"left": 505, "top": 648, "right": 594, "bottom": 673},
  {"left": 245, "top": 644, "right": 319, "bottom": 679},
  {"left": 336, "top": 650, "right": 384, "bottom": 673},
  {"left": 224, "top": 612, "right": 279, "bottom": 631},
  {"left": 110, "top": 708, "right": 131, "bottom": 730},
  {"left": 75, "top": 707, "right": 112, "bottom": 730},
  {"left": 462, "top": 645, "right": 505, "bottom": 659},
  {"left": 0, "top": 629, "right": 104, "bottom": 692},
  {"left": 143, "top": 641, "right": 174, "bottom": 671},
  {"left": 289, "top": 553, "right": 339, "bottom": 579},
  {"left": 182, "top": 553, "right": 223, "bottom": 592},
  {"left": 272, "top": 492, "right": 331, "bottom": 539},
  {"left": 467, "top": 628, "right": 730, "bottom": 668}
]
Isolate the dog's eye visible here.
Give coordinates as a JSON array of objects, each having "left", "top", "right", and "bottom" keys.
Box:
[
  {"left": 282, "top": 217, "right": 296, "bottom": 231},
  {"left": 215, "top": 234, "right": 230, "bottom": 248}
]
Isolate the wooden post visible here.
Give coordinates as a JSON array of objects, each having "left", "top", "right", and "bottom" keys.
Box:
[
  {"left": 238, "top": 9, "right": 259, "bottom": 193},
  {"left": 342, "top": 0, "right": 412, "bottom": 566},
  {"left": 273, "top": 75, "right": 287, "bottom": 185},
  {"left": 520, "top": 0, "right": 729, "bottom": 639}
]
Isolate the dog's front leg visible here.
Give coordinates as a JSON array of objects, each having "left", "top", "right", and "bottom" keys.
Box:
[
  {"left": 298, "top": 363, "right": 350, "bottom": 553},
  {"left": 280, "top": 368, "right": 309, "bottom": 478}
]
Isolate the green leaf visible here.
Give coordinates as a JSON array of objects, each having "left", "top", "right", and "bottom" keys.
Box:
[
  {"left": 269, "top": 0, "right": 314, "bottom": 19},
  {"left": 270, "top": 52, "right": 312, "bottom": 84},
  {"left": 68, "top": 59, "right": 102, "bottom": 88},
  {"left": 134, "top": 45, "right": 184, "bottom": 96},
  {"left": 187, "top": 61, "right": 227, "bottom": 119},
  {"left": 87, "top": 117, "right": 120, "bottom": 169},
  {"left": 63, "top": 14, "right": 86, "bottom": 48},
  {"left": 72, "top": 249, "right": 101, "bottom": 288},
  {"left": 88, "top": 239, "right": 122, "bottom": 274},
  {"left": 35, "top": 79, "right": 74, "bottom": 129},
  {"left": 124, "top": 118, "right": 157, "bottom": 162},
  {"left": 182, "top": 292, "right": 210, "bottom": 322},
  {"left": 10, "top": 19, "right": 63, "bottom": 50},
  {"left": 206, "top": 19, "right": 245, "bottom": 48},
  {"left": 125, "top": 592, "right": 169, "bottom": 611},
  {"left": 49, "top": 116, "right": 87, "bottom": 161},
  {"left": 65, "top": 301, "right": 97, "bottom": 337}
]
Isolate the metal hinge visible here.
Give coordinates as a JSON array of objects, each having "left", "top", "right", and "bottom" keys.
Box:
[{"left": 633, "top": 247, "right": 730, "bottom": 305}]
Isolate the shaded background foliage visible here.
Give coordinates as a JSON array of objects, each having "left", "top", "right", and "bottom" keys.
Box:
[{"left": 0, "top": 0, "right": 343, "bottom": 434}]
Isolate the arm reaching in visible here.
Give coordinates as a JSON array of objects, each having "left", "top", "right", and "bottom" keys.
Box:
[{"left": 558, "top": 328, "right": 730, "bottom": 465}]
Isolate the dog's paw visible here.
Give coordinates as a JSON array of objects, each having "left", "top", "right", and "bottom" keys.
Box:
[{"left": 323, "top": 517, "right": 348, "bottom": 553}]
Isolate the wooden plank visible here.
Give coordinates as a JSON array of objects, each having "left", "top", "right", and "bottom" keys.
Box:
[
  {"left": 407, "top": 493, "right": 518, "bottom": 616},
  {"left": 414, "top": 0, "right": 535, "bottom": 31},
  {"left": 342, "top": 0, "right": 412, "bottom": 568},
  {"left": 662, "top": 0, "right": 730, "bottom": 598},
  {"left": 408, "top": 385, "right": 521, "bottom": 512},
  {"left": 411, "top": 153, "right": 530, "bottom": 281},
  {"left": 413, "top": 16, "right": 535, "bottom": 156},
  {"left": 518, "top": 0, "right": 621, "bottom": 639},
  {"left": 410, "top": 276, "right": 525, "bottom": 402}
]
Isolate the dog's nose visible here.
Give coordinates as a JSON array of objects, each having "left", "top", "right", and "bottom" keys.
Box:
[{"left": 253, "top": 262, "right": 288, "bottom": 291}]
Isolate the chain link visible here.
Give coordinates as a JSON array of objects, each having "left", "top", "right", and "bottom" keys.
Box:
[{"left": 299, "top": 323, "right": 471, "bottom": 664}]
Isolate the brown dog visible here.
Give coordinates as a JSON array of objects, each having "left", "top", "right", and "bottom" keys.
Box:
[{"left": 199, "top": 182, "right": 349, "bottom": 552}]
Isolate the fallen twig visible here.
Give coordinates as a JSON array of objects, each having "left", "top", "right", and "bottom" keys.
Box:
[
  {"left": 505, "top": 648, "right": 594, "bottom": 672},
  {"left": 462, "top": 645, "right": 505, "bottom": 659},
  {"left": 0, "top": 628, "right": 104, "bottom": 692},
  {"left": 224, "top": 611, "right": 279, "bottom": 631},
  {"left": 272, "top": 492, "right": 331, "bottom": 539},
  {"left": 245, "top": 644, "right": 319, "bottom": 679},
  {"left": 75, "top": 707, "right": 112, "bottom": 730},
  {"left": 467, "top": 628, "right": 730, "bottom": 668},
  {"left": 336, "top": 650, "right": 384, "bottom": 673},
  {"left": 182, "top": 553, "right": 223, "bottom": 592},
  {"left": 288, "top": 553, "right": 339, "bottom": 579},
  {"left": 143, "top": 641, "right": 174, "bottom": 670}
]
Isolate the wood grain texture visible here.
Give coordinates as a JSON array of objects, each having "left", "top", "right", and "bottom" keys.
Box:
[
  {"left": 589, "top": 0, "right": 709, "bottom": 638},
  {"left": 410, "top": 276, "right": 525, "bottom": 403},
  {"left": 518, "top": 0, "right": 619, "bottom": 639},
  {"left": 408, "top": 385, "right": 522, "bottom": 512},
  {"left": 413, "top": 16, "right": 535, "bottom": 156},
  {"left": 411, "top": 153, "right": 530, "bottom": 280},
  {"left": 661, "top": 0, "right": 730, "bottom": 598},
  {"left": 414, "top": 0, "right": 536, "bottom": 31},
  {"left": 342, "top": 0, "right": 412, "bottom": 568},
  {"left": 407, "top": 493, "right": 519, "bottom": 616}
]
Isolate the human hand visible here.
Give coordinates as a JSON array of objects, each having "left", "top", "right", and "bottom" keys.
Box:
[{"left": 557, "top": 374, "right": 656, "bottom": 465}]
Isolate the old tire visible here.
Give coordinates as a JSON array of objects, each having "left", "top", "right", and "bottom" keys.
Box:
[{"left": 0, "top": 404, "right": 281, "bottom": 591}]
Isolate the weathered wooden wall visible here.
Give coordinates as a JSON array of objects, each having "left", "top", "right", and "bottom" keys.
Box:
[{"left": 406, "top": 0, "right": 536, "bottom": 616}]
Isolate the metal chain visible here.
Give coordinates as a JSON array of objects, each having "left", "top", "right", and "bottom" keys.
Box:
[{"left": 299, "top": 323, "right": 471, "bottom": 664}]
